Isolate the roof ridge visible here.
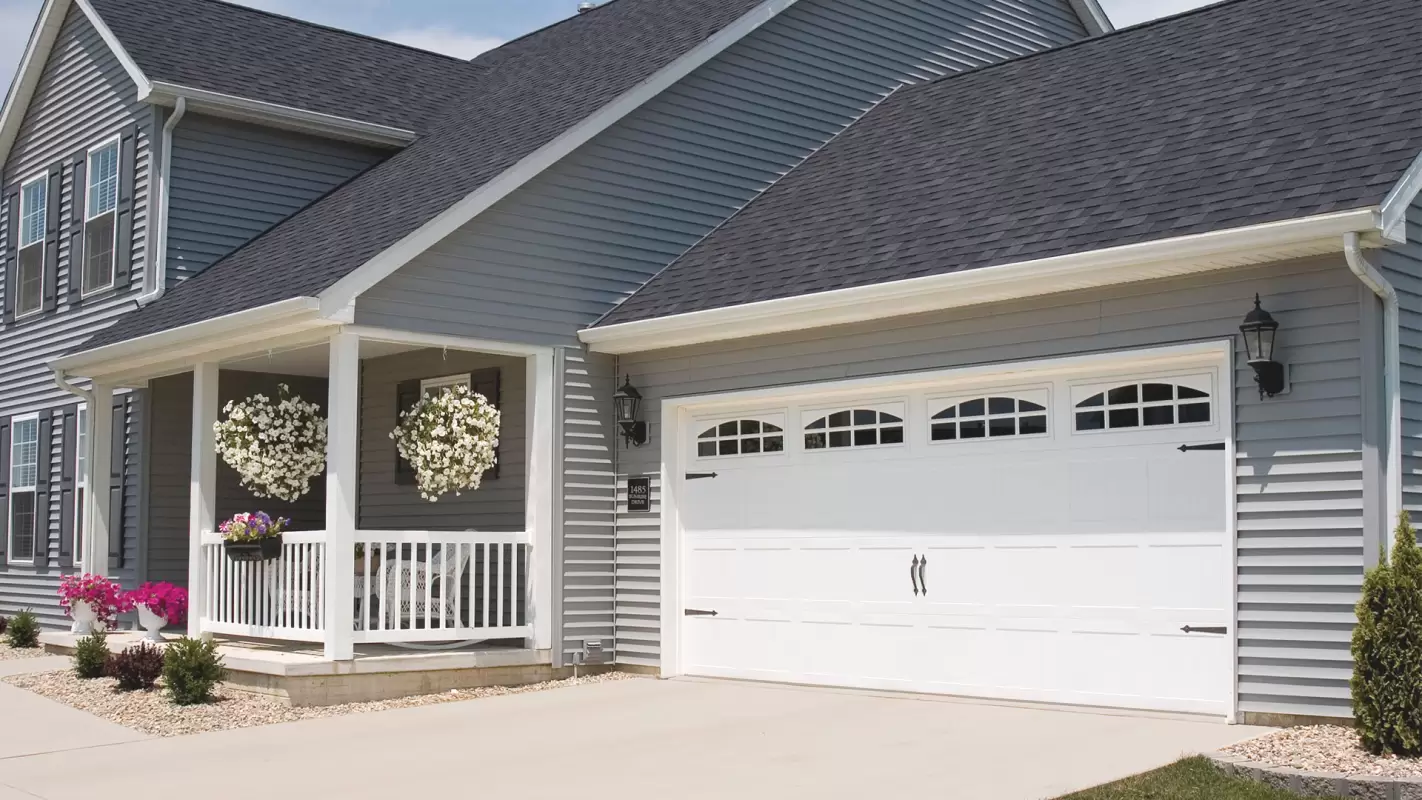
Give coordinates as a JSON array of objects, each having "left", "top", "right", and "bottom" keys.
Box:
[
  {"left": 469, "top": 0, "right": 621, "bottom": 65},
  {"left": 174, "top": 0, "right": 485, "bottom": 67}
]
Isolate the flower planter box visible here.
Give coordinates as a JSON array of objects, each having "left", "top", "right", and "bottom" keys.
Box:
[{"left": 224, "top": 536, "right": 284, "bottom": 562}]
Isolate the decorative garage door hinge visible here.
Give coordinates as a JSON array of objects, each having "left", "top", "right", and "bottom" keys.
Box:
[
  {"left": 684, "top": 608, "right": 719, "bottom": 617},
  {"left": 1177, "top": 442, "right": 1226, "bottom": 452},
  {"left": 685, "top": 472, "right": 719, "bottom": 480},
  {"left": 1180, "top": 625, "right": 1228, "bottom": 634}
]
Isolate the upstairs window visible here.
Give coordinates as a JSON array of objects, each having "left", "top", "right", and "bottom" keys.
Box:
[
  {"left": 16, "top": 176, "right": 46, "bottom": 318},
  {"left": 931, "top": 395, "right": 1048, "bottom": 441},
  {"left": 698, "top": 419, "right": 785, "bottom": 457},
  {"left": 805, "top": 408, "right": 904, "bottom": 450},
  {"left": 82, "top": 140, "right": 120, "bottom": 296},
  {"left": 1075, "top": 381, "right": 1212, "bottom": 431}
]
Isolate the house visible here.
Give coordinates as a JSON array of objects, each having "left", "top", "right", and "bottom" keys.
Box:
[{"left": 0, "top": 0, "right": 1107, "bottom": 704}]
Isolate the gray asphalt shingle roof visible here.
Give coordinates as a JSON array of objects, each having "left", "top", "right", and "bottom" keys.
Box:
[
  {"left": 87, "top": 0, "right": 481, "bottom": 132},
  {"left": 595, "top": 0, "right": 1422, "bottom": 327},
  {"left": 79, "top": 0, "right": 769, "bottom": 352}
]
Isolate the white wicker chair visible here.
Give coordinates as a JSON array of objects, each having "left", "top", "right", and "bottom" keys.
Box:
[{"left": 379, "top": 547, "right": 471, "bottom": 630}]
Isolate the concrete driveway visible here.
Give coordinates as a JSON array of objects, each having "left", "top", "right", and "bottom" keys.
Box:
[{"left": 0, "top": 676, "right": 1269, "bottom": 800}]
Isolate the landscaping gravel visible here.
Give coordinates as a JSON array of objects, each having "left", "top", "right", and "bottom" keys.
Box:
[
  {"left": 0, "top": 642, "right": 50, "bottom": 660},
  {"left": 4, "top": 669, "right": 639, "bottom": 737},
  {"left": 1222, "top": 725, "right": 1422, "bottom": 779}
]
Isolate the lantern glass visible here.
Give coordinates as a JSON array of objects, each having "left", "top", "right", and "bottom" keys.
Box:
[
  {"left": 614, "top": 378, "right": 642, "bottom": 424},
  {"left": 1240, "top": 296, "right": 1279, "bottom": 365}
]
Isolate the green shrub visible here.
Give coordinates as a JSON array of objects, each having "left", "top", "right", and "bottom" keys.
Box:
[
  {"left": 163, "top": 637, "right": 226, "bottom": 705},
  {"left": 72, "top": 631, "right": 109, "bottom": 679},
  {"left": 0, "top": 615, "right": 8, "bottom": 635},
  {"left": 108, "top": 643, "right": 165, "bottom": 691},
  {"left": 1353, "top": 511, "right": 1422, "bottom": 755},
  {"left": 5, "top": 610, "right": 40, "bottom": 648}
]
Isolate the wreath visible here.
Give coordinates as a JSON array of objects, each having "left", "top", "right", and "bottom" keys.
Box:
[
  {"left": 214, "top": 384, "right": 328, "bottom": 502},
  {"left": 390, "top": 384, "right": 501, "bottom": 502}
]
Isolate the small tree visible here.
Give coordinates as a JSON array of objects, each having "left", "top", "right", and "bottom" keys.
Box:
[
  {"left": 72, "top": 631, "right": 110, "bottom": 679},
  {"left": 1353, "top": 511, "right": 1422, "bottom": 755},
  {"left": 4, "top": 610, "right": 40, "bottom": 649}
]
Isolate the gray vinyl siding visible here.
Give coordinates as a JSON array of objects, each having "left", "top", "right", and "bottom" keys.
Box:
[
  {"left": 559, "top": 347, "right": 618, "bottom": 664},
  {"left": 1381, "top": 196, "right": 1422, "bottom": 528},
  {"left": 359, "top": 349, "right": 526, "bottom": 532},
  {"left": 356, "top": 0, "right": 1089, "bottom": 345},
  {"left": 165, "top": 114, "right": 387, "bottom": 284},
  {"left": 0, "top": 5, "right": 151, "bottom": 622},
  {"left": 615, "top": 256, "right": 1369, "bottom": 720}
]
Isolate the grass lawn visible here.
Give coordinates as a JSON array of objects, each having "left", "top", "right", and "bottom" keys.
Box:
[{"left": 1056, "top": 756, "right": 1343, "bottom": 799}]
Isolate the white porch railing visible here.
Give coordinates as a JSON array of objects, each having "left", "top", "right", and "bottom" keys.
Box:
[{"left": 197, "top": 530, "right": 531, "bottom": 647}]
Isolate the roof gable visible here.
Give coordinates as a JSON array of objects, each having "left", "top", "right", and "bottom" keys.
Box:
[{"left": 595, "top": 0, "right": 1422, "bottom": 328}]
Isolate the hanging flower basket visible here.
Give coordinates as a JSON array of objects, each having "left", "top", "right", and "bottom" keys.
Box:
[
  {"left": 214, "top": 384, "right": 327, "bottom": 502},
  {"left": 219, "top": 512, "right": 289, "bottom": 562},
  {"left": 390, "top": 384, "right": 501, "bottom": 502}
]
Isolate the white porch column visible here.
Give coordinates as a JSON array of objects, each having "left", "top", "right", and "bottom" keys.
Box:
[
  {"left": 324, "top": 331, "right": 359, "bottom": 661},
  {"left": 83, "top": 383, "right": 114, "bottom": 577},
  {"left": 526, "top": 350, "right": 556, "bottom": 652},
  {"left": 187, "top": 363, "right": 218, "bottom": 639}
]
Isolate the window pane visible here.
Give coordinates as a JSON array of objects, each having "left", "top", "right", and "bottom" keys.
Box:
[
  {"left": 828, "top": 430, "right": 851, "bottom": 448},
  {"left": 1178, "top": 386, "right": 1209, "bottom": 400},
  {"left": 1142, "top": 383, "right": 1174, "bottom": 402},
  {"left": 1077, "top": 393, "right": 1104, "bottom": 408},
  {"left": 931, "top": 423, "right": 957, "bottom": 441},
  {"left": 1019, "top": 400, "right": 1045, "bottom": 412},
  {"left": 718, "top": 421, "right": 738, "bottom": 437},
  {"left": 88, "top": 143, "right": 119, "bottom": 217},
  {"left": 763, "top": 424, "right": 783, "bottom": 433},
  {"left": 1109, "top": 408, "right": 1140, "bottom": 428},
  {"left": 988, "top": 397, "right": 1015, "bottom": 415},
  {"left": 698, "top": 427, "right": 716, "bottom": 439},
  {"left": 1108, "top": 385, "right": 1139, "bottom": 405},
  {"left": 74, "top": 486, "right": 85, "bottom": 550},
  {"left": 83, "top": 212, "right": 116, "bottom": 293},
  {"left": 879, "top": 427, "right": 903, "bottom": 445},
  {"left": 828, "top": 411, "right": 851, "bottom": 428},
  {"left": 11, "top": 419, "right": 38, "bottom": 488},
  {"left": 1076, "top": 411, "right": 1105, "bottom": 431},
  {"left": 1179, "top": 403, "right": 1211, "bottom": 423},
  {"left": 718, "top": 440, "right": 739, "bottom": 456},
  {"left": 933, "top": 407, "right": 956, "bottom": 420},
  {"left": 17, "top": 247, "right": 42, "bottom": 316},
  {"left": 740, "top": 420, "right": 761, "bottom": 435},
  {"left": 9, "top": 492, "right": 35, "bottom": 561},
  {"left": 20, "top": 179, "right": 45, "bottom": 247},
  {"left": 1019, "top": 415, "right": 1047, "bottom": 435},
  {"left": 806, "top": 418, "right": 826, "bottom": 430},
  {"left": 959, "top": 399, "right": 985, "bottom": 417},
  {"left": 879, "top": 412, "right": 903, "bottom": 424},
  {"left": 805, "top": 433, "right": 826, "bottom": 450},
  {"left": 1143, "top": 405, "right": 1174, "bottom": 426},
  {"left": 741, "top": 438, "right": 762, "bottom": 454},
  {"left": 960, "top": 420, "right": 986, "bottom": 439},
  {"left": 853, "top": 409, "right": 877, "bottom": 426},
  {"left": 697, "top": 441, "right": 716, "bottom": 457},
  {"left": 989, "top": 417, "right": 1016, "bottom": 437},
  {"left": 763, "top": 436, "right": 784, "bottom": 452},
  {"left": 853, "top": 429, "right": 878, "bottom": 447}
]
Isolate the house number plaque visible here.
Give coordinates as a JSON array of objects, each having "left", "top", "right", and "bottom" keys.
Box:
[{"left": 627, "top": 477, "right": 651, "bottom": 512}]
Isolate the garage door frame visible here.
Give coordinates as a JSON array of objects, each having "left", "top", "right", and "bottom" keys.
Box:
[{"left": 656, "top": 338, "right": 1239, "bottom": 720}]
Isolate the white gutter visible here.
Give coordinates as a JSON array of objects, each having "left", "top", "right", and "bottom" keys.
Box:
[
  {"left": 141, "top": 82, "right": 416, "bottom": 148},
  {"left": 137, "top": 96, "right": 186, "bottom": 308},
  {"left": 1344, "top": 231, "right": 1403, "bottom": 543},
  {"left": 582, "top": 208, "right": 1382, "bottom": 354},
  {"left": 53, "top": 369, "right": 92, "bottom": 406}
]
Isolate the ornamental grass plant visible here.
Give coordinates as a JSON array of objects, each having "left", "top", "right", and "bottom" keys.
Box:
[{"left": 5, "top": 610, "right": 39, "bottom": 648}]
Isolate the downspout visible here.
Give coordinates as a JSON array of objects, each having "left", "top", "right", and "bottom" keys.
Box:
[
  {"left": 136, "top": 96, "right": 186, "bottom": 307},
  {"left": 1344, "top": 231, "right": 1402, "bottom": 548}
]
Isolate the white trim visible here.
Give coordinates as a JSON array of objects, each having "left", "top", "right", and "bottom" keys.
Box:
[
  {"left": 72, "top": 0, "right": 150, "bottom": 95},
  {"left": 324, "top": 333, "right": 360, "bottom": 660},
  {"left": 81, "top": 384, "right": 111, "bottom": 575},
  {"left": 659, "top": 339, "right": 1235, "bottom": 682},
  {"left": 525, "top": 350, "right": 556, "bottom": 652},
  {"left": 1068, "top": 0, "right": 1114, "bottom": 34},
  {"left": 73, "top": 403, "right": 87, "bottom": 564},
  {"left": 582, "top": 209, "right": 1385, "bottom": 354},
  {"left": 6, "top": 412, "right": 41, "bottom": 566},
  {"left": 316, "top": 0, "right": 802, "bottom": 318},
  {"left": 79, "top": 135, "right": 121, "bottom": 298},
  {"left": 1224, "top": 342, "right": 1240, "bottom": 724},
  {"left": 186, "top": 365, "right": 216, "bottom": 636},
  {"left": 142, "top": 82, "right": 416, "bottom": 148},
  {"left": 341, "top": 325, "right": 555, "bottom": 359},
  {"left": 1381, "top": 149, "right": 1422, "bottom": 244},
  {"left": 419, "top": 373, "right": 471, "bottom": 394}
]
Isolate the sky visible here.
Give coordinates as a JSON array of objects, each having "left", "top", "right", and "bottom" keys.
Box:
[{"left": 0, "top": 0, "right": 1222, "bottom": 100}]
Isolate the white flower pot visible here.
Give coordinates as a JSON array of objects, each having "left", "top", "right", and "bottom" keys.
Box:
[
  {"left": 69, "top": 600, "right": 99, "bottom": 635},
  {"left": 136, "top": 606, "right": 168, "bottom": 643}
]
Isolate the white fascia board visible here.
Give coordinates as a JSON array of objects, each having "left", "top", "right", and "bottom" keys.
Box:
[
  {"left": 143, "top": 82, "right": 416, "bottom": 148},
  {"left": 1069, "top": 0, "right": 1114, "bottom": 34},
  {"left": 74, "top": 0, "right": 150, "bottom": 93},
  {"left": 1380, "top": 149, "right": 1422, "bottom": 244},
  {"left": 581, "top": 208, "right": 1383, "bottom": 354},
  {"left": 315, "top": 0, "right": 801, "bottom": 318},
  {"left": 50, "top": 296, "right": 326, "bottom": 378}
]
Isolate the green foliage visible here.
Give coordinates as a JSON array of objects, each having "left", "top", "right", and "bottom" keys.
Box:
[
  {"left": 4, "top": 609, "right": 40, "bottom": 648},
  {"left": 1058, "top": 757, "right": 1336, "bottom": 799},
  {"left": 108, "top": 643, "right": 165, "bottom": 691},
  {"left": 0, "top": 615, "right": 9, "bottom": 635},
  {"left": 1352, "top": 511, "right": 1422, "bottom": 756},
  {"left": 162, "top": 637, "right": 226, "bottom": 705},
  {"left": 72, "top": 631, "right": 110, "bottom": 679}
]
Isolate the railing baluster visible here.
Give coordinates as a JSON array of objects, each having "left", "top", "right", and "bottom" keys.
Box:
[{"left": 482, "top": 543, "right": 491, "bottom": 628}]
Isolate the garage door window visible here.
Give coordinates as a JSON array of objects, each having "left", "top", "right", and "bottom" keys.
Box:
[
  {"left": 931, "top": 396, "right": 1048, "bottom": 441},
  {"left": 698, "top": 419, "right": 785, "bottom": 457},
  {"left": 805, "top": 408, "right": 904, "bottom": 450},
  {"left": 1075, "top": 381, "right": 1211, "bottom": 432}
]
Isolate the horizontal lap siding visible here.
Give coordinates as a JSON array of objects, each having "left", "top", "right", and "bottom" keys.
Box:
[
  {"left": 1383, "top": 198, "right": 1422, "bottom": 525},
  {"left": 617, "top": 257, "right": 1366, "bottom": 719},
  {"left": 0, "top": 6, "right": 150, "bottom": 617},
  {"left": 561, "top": 349, "right": 617, "bottom": 663},
  {"left": 165, "top": 114, "right": 387, "bottom": 284},
  {"left": 355, "top": 0, "right": 1089, "bottom": 347}
]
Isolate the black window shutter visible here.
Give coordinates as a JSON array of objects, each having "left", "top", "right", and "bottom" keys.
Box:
[
  {"left": 394, "top": 379, "right": 420, "bottom": 485},
  {"left": 2, "top": 185, "right": 18, "bottom": 325},
  {"left": 0, "top": 417, "right": 10, "bottom": 560},
  {"left": 471, "top": 368, "right": 501, "bottom": 481},
  {"left": 33, "top": 413, "right": 53, "bottom": 562},
  {"left": 108, "top": 395, "right": 126, "bottom": 569},
  {"left": 41, "top": 165, "right": 61, "bottom": 313},
  {"left": 112, "top": 123, "right": 137, "bottom": 291},
  {"left": 66, "top": 150, "right": 87, "bottom": 308},
  {"left": 58, "top": 407, "right": 76, "bottom": 565}
]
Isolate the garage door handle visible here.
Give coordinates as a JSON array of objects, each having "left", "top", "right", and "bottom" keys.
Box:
[
  {"left": 910, "top": 555, "right": 921, "bottom": 596},
  {"left": 918, "top": 554, "right": 927, "bottom": 596},
  {"left": 1180, "top": 625, "right": 1227, "bottom": 634},
  {"left": 1178, "top": 442, "right": 1226, "bottom": 452}
]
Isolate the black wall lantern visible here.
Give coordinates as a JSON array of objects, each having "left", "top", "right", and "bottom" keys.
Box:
[
  {"left": 1241, "top": 294, "right": 1285, "bottom": 399},
  {"left": 614, "top": 376, "right": 648, "bottom": 447}
]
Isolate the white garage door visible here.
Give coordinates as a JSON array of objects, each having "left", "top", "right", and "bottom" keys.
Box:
[{"left": 675, "top": 350, "right": 1233, "bottom": 716}]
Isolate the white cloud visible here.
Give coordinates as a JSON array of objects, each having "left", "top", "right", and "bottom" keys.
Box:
[{"left": 383, "top": 27, "right": 505, "bottom": 59}]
